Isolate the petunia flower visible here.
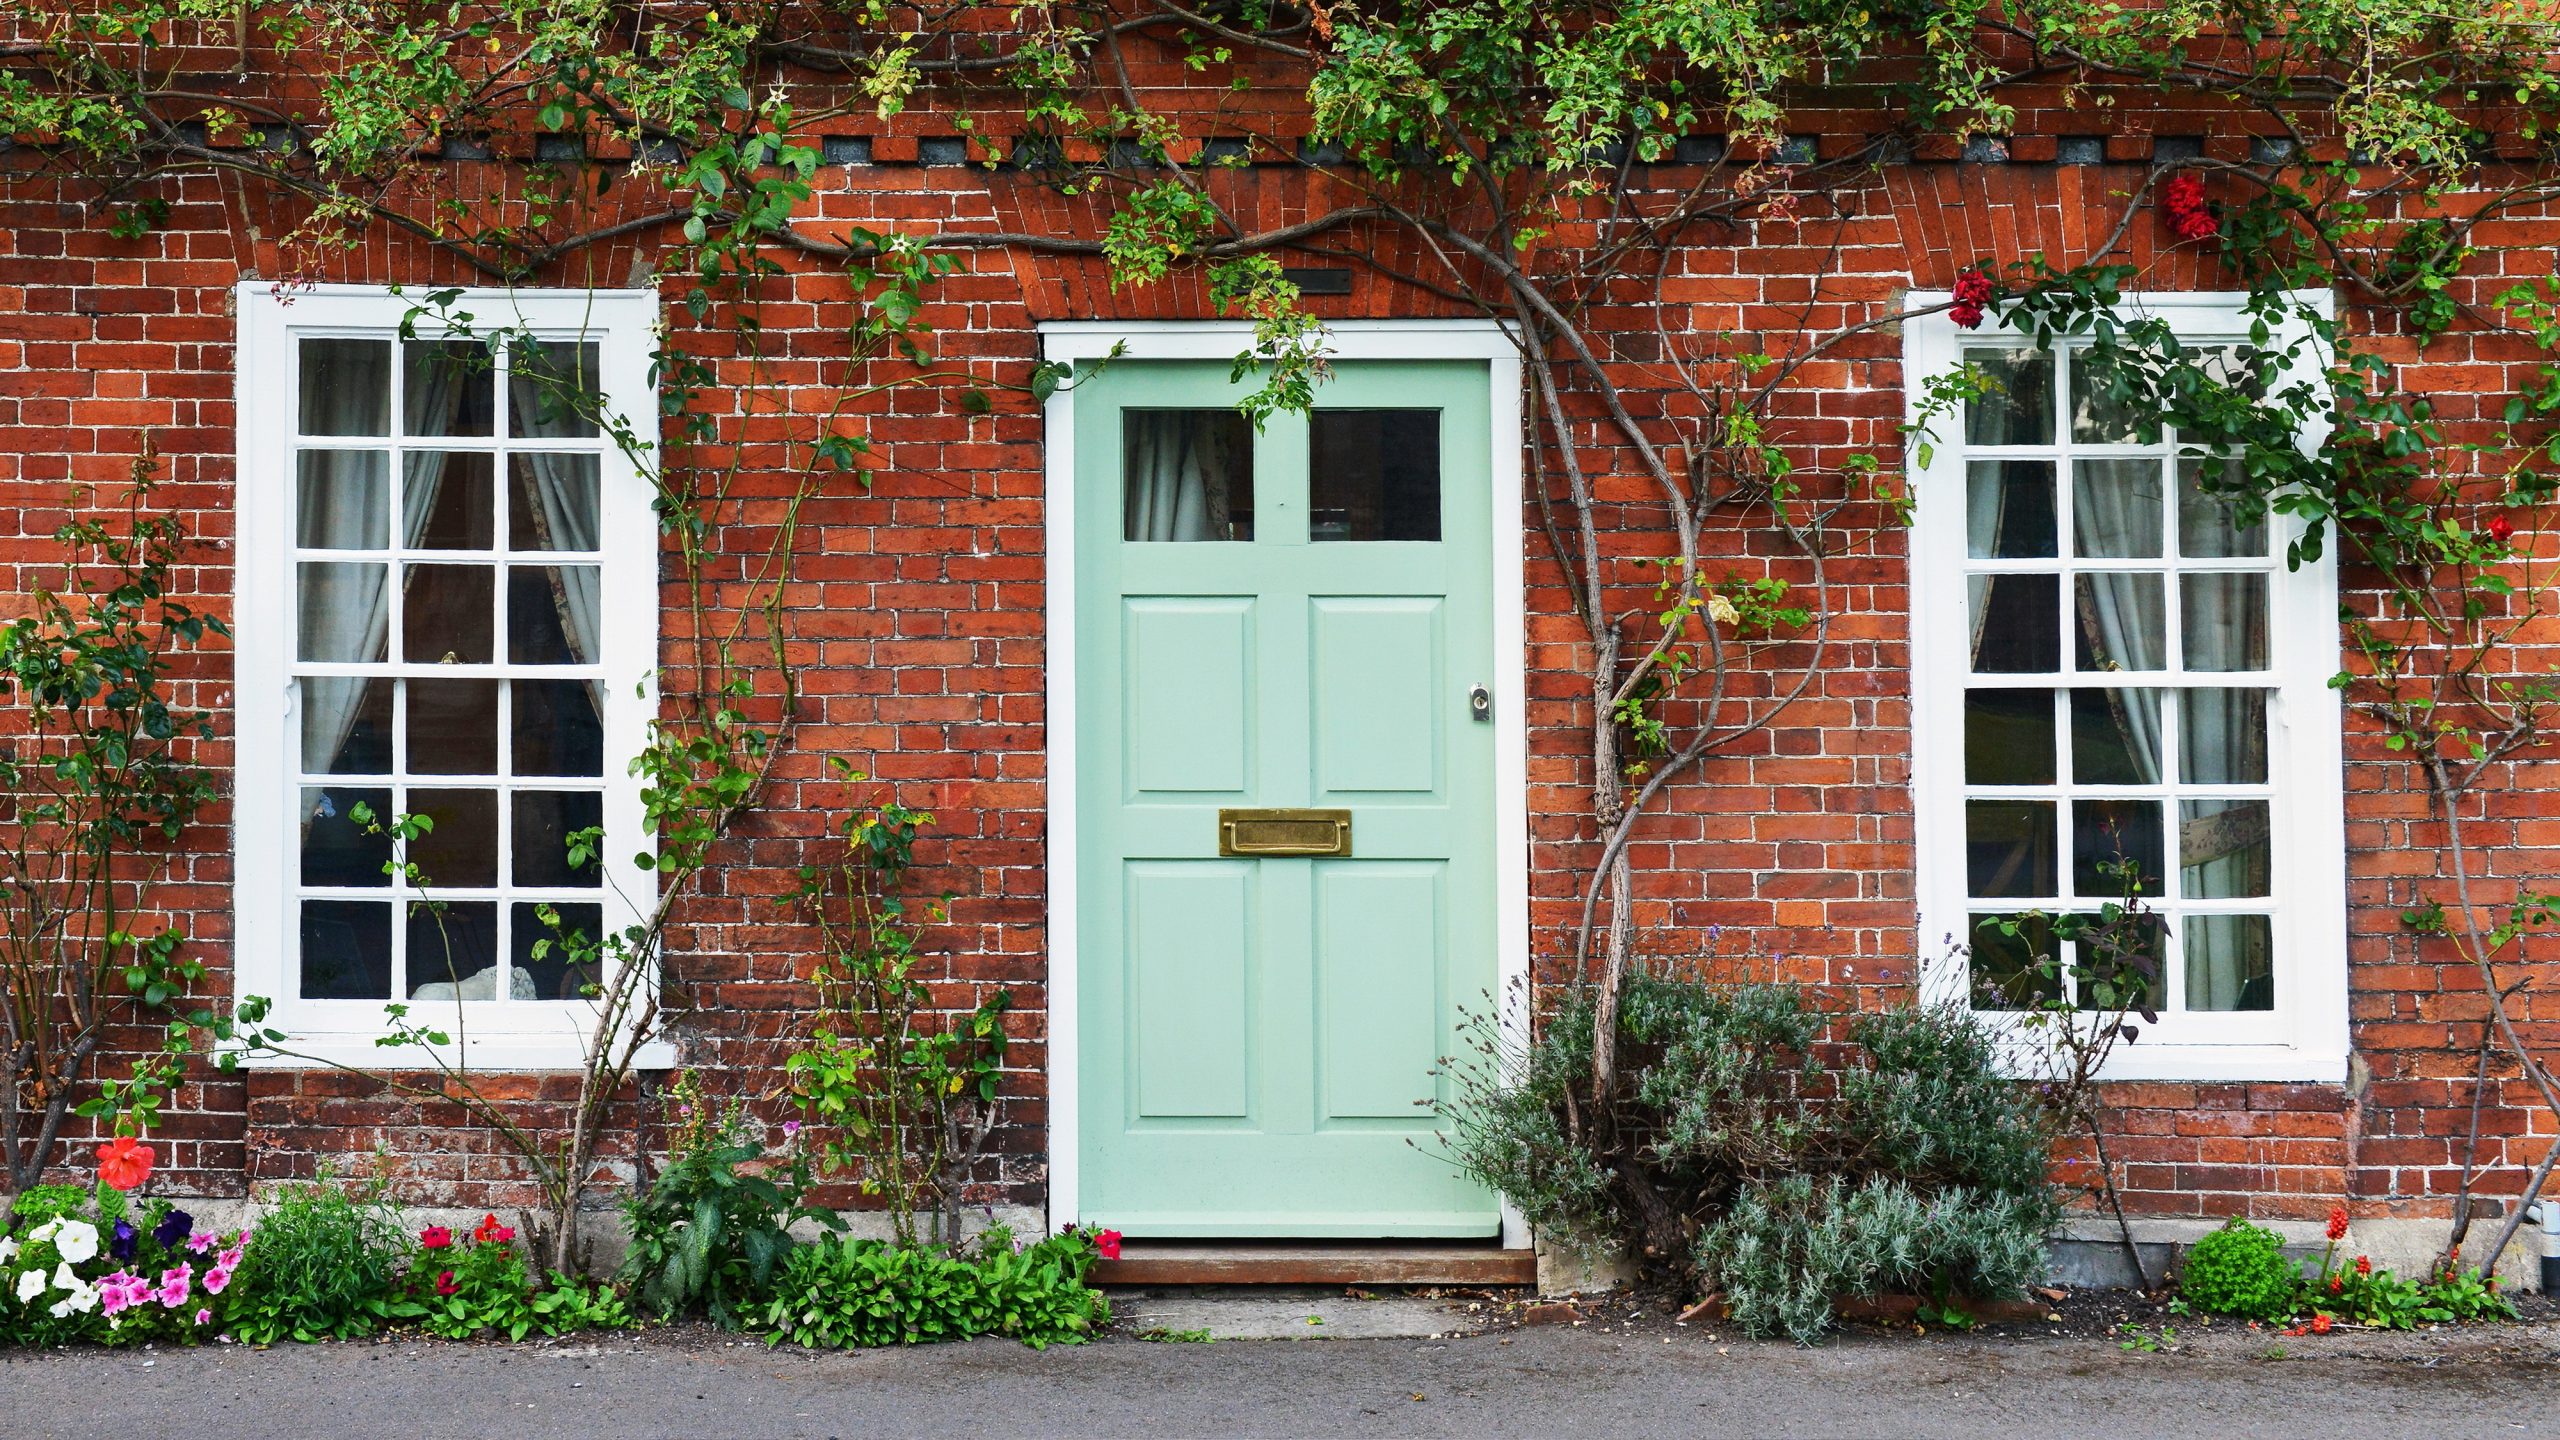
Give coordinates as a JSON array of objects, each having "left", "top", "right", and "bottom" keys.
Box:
[
  {"left": 52, "top": 1219, "right": 99, "bottom": 1266},
  {"left": 202, "top": 1264, "right": 233, "bottom": 1296},
  {"left": 0, "top": 1238, "right": 14, "bottom": 1266},
  {"left": 110, "top": 1220, "right": 139, "bottom": 1263},
  {"left": 16, "top": 1269, "right": 45, "bottom": 1302},
  {"left": 157, "top": 1262, "right": 194, "bottom": 1309},
  {"left": 217, "top": 1246, "right": 244, "bottom": 1271},
  {"left": 196, "top": 1308, "right": 212, "bottom": 1326},
  {"left": 153, "top": 1210, "right": 194, "bottom": 1251},
  {"left": 420, "top": 1226, "right": 453, "bottom": 1251},
  {"left": 1094, "top": 1229, "right": 1123, "bottom": 1261},
  {"left": 187, "top": 1233, "right": 215, "bottom": 1255},
  {"left": 435, "top": 1270, "right": 459, "bottom": 1297}
]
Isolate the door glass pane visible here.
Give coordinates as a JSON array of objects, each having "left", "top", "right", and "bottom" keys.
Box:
[
  {"left": 508, "top": 566, "right": 602, "bottom": 664},
  {"left": 302, "top": 676, "right": 392, "bottom": 775},
  {"left": 2181, "top": 689, "right": 2269, "bottom": 784},
  {"left": 1967, "top": 800, "right": 2056, "bottom": 897},
  {"left": 298, "top": 451, "right": 389, "bottom": 550},
  {"left": 514, "top": 901, "right": 603, "bottom": 999},
  {"left": 2180, "top": 799, "right": 2272, "bottom": 897},
  {"left": 2073, "top": 574, "right": 2164, "bottom": 672},
  {"left": 408, "top": 787, "right": 498, "bottom": 888},
  {"left": 1124, "top": 410, "right": 1254, "bottom": 541},
  {"left": 402, "top": 565, "right": 495, "bottom": 664},
  {"left": 510, "top": 340, "right": 603, "bottom": 439},
  {"left": 406, "top": 453, "right": 495, "bottom": 550},
  {"left": 512, "top": 679, "right": 605, "bottom": 776},
  {"left": 509, "top": 454, "right": 601, "bottom": 551},
  {"left": 2182, "top": 574, "right": 2269, "bottom": 670},
  {"left": 1311, "top": 410, "right": 1441, "bottom": 541},
  {"left": 407, "top": 901, "right": 501, "bottom": 999},
  {"left": 1964, "top": 688, "right": 2053, "bottom": 785},
  {"left": 299, "top": 339, "right": 391, "bottom": 436},
  {"left": 1966, "top": 461, "right": 2056, "bottom": 558},
  {"left": 513, "top": 790, "right": 604, "bottom": 887},
  {"left": 407, "top": 678, "right": 499, "bottom": 776},
  {"left": 2072, "top": 458, "right": 2165, "bottom": 558},
  {"left": 2069, "top": 687, "right": 2161, "bottom": 785},
  {"left": 404, "top": 339, "right": 495, "bottom": 437},
  {"left": 2178, "top": 457, "right": 2265, "bottom": 558},
  {"left": 2073, "top": 798, "right": 2162, "bottom": 896},
  {"left": 300, "top": 900, "right": 391, "bottom": 999},
  {"left": 297, "top": 562, "right": 390, "bottom": 662},
  {"left": 2185, "top": 914, "right": 2274, "bottom": 1011},
  {"left": 1968, "top": 574, "right": 2059, "bottom": 672},
  {"left": 1962, "top": 349, "right": 2053, "bottom": 446}
]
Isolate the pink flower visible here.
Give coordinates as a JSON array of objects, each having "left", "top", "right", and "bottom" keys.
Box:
[
  {"left": 157, "top": 1262, "right": 193, "bottom": 1309},
  {"left": 98, "top": 1272, "right": 148, "bottom": 1317},
  {"left": 195, "top": 1308, "right": 212, "bottom": 1326},
  {"left": 202, "top": 1264, "right": 232, "bottom": 1296},
  {"left": 782, "top": 1120, "right": 802, "bottom": 1139},
  {"left": 186, "top": 1233, "right": 215, "bottom": 1255},
  {"left": 216, "top": 1246, "right": 244, "bottom": 1271}
]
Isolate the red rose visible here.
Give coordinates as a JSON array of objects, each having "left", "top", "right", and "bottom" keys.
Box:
[
  {"left": 2162, "top": 173, "right": 2219, "bottom": 242},
  {"left": 1949, "top": 268, "right": 1995, "bottom": 330},
  {"left": 2487, "top": 512, "right": 2516, "bottom": 545},
  {"left": 420, "top": 1227, "right": 453, "bottom": 1251},
  {"left": 1095, "top": 1229, "right": 1123, "bottom": 1261},
  {"left": 2326, "top": 1206, "right": 2350, "bottom": 1241},
  {"left": 98, "top": 1135, "right": 155, "bottom": 1193},
  {"left": 435, "top": 1270, "right": 458, "bottom": 1297}
]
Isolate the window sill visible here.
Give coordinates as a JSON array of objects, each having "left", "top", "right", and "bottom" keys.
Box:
[
  {"left": 227, "top": 1033, "right": 677, "bottom": 1074},
  {"left": 2053, "top": 1043, "right": 2347, "bottom": 1086}
]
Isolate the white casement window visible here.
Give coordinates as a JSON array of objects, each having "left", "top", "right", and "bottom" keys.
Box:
[
  {"left": 233, "top": 285, "right": 660, "bottom": 1067},
  {"left": 1905, "top": 291, "right": 2348, "bottom": 1081}
]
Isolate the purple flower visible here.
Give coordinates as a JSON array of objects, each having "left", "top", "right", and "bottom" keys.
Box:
[
  {"left": 782, "top": 1120, "right": 801, "bottom": 1139},
  {"left": 153, "top": 1209, "right": 195, "bottom": 1251},
  {"left": 110, "top": 1220, "right": 138, "bottom": 1263}
]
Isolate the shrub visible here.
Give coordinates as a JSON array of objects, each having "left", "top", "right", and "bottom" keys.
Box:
[
  {"left": 1438, "top": 973, "right": 2060, "bottom": 1341},
  {"left": 621, "top": 1074, "right": 826, "bottom": 1328},
  {"left": 758, "top": 1228, "right": 1106, "bottom": 1350},
  {"left": 221, "top": 1176, "right": 413, "bottom": 1343},
  {"left": 2179, "top": 1218, "right": 2302, "bottom": 1321}
]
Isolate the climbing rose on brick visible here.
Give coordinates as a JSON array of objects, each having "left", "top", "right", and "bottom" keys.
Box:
[
  {"left": 2162, "top": 173, "right": 2218, "bottom": 241},
  {"left": 1949, "top": 268, "right": 1994, "bottom": 329},
  {"left": 2487, "top": 512, "right": 2516, "bottom": 545}
]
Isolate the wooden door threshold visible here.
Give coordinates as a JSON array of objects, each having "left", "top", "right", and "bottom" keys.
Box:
[{"left": 1093, "top": 1240, "right": 1535, "bottom": 1287}]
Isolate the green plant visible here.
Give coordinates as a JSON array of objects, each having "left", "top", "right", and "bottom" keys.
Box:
[
  {"left": 2179, "top": 1219, "right": 2303, "bottom": 1323},
  {"left": 756, "top": 1227, "right": 1106, "bottom": 1350},
  {"left": 788, "top": 772, "right": 1011, "bottom": 1249},
  {"left": 1140, "top": 1326, "right": 1214, "bottom": 1343},
  {"left": 1694, "top": 1176, "right": 2051, "bottom": 1344},
  {"left": 220, "top": 1175, "right": 415, "bottom": 1344},
  {"left": 620, "top": 1072, "right": 830, "bottom": 1328}
]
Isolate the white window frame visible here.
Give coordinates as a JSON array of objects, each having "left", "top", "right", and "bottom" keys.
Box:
[
  {"left": 233, "top": 283, "right": 665, "bottom": 1070},
  {"left": 1905, "top": 289, "right": 2348, "bottom": 1082}
]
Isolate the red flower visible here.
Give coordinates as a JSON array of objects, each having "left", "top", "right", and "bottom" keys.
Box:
[
  {"left": 2309, "top": 1313, "right": 2333, "bottom": 1335},
  {"left": 473, "top": 1214, "right": 515, "bottom": 1245},
  {"left": 434, "top": 1270, "right": 458, "bottom": 1297},
  {"left": 2487, "top": 512, "right": 2516, "bottom": 545},
  {"left": 2355, "top": 1254, "right": 2372, "bottom": 1276},
  {"left": 2327, "top": 1275, "right": 2343, "bottom": 1293},
  {"left": 2326, "top": 1206, "right": 2350, "bottom": 1241},
  {"left": 1094, "top": 1229, "right": 1123, "bottom": 1262},
  {"left": 2162, "top": 173, "right": 2219, "bottom": 242},
  {"left": 97, "top": 1135, "right": 155, "bottom": 1193},
  {"left": 1949, "top": 267, "right": 1995, "bottom": 330},
  {"left": 420, "top": 1227, "right": 453, "bottom": 1251}
]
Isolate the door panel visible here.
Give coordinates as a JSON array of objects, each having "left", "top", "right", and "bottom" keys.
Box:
[{"left": 1077, "top": 357, "right": 1499, "bottom": 1237}]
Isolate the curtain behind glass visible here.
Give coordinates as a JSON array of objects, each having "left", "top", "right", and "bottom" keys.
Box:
[
  {"left": 508, "top": 370, "right": 605, "bottom": 710},
  {"left": 1124, "top": 411, "right": 1242, "bottom": 541}
]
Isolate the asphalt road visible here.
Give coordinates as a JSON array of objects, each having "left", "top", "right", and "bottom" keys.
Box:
[{"left": 4, "top": 1320, "right": 2556, "bottom": 1439}]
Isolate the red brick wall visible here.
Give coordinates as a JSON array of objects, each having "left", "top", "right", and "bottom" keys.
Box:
[{"left": 5, "top": 93, "right": 2558, "bottom": 1230}]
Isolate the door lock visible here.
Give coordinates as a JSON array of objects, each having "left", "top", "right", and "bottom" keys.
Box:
[{"left": 1468, "top": 684, "right": 1492, "bottom": 722}]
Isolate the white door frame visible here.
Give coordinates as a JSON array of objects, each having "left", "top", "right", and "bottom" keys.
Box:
[{"left": 1038, "top": 320, "right": 1530, "bottom": 1248}]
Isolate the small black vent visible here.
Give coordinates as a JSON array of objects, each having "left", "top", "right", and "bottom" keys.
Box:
[
  {"left": 1776, "top": 135, "right": 1817, "bottom": 165},
  {"left": 534, "top": 133, "right": 586, "bottom": 163},
  {"left": 1282, "top": 267, "right": 1353, "bottom": 296},
  {"left": 2056, "top": 136, "right": 2107, "bottom": 166},
  {"left": 439, "top": 134, "right": 494, "bottom": 162},
  {"left": 1673, "top": 135, "right": 1727, "bottom": 166},
  {"left": 822, "top": 136, "right": 872, "bottom": 166},
  {"left": 1960, "top": 135, "right": 2011, "bottom": 164},
  {"left": 2250, "top": 137, "right": 2298, "bottom": 165},
  {"left": 918, "top": 136, "right": 970, "bottom": 167},
  {"left": 2152, "top": 136, "right": 2205, "bottom": 163}
]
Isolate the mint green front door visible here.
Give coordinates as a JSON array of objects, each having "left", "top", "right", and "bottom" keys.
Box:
[{"left": 1075, "top": 358, "right": 1501, "bottom": 1237}]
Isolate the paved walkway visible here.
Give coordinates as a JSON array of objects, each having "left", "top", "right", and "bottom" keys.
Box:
[{"left": 5, "top": 1307, "right": 2556, "bottom": 1438}]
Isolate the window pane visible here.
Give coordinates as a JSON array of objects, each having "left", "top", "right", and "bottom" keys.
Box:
[
  {"left": 1967, "top": 800, "right": 2056, "bottom": 897},
  {"left": 2071, "top": 458, "right": 2165, "bottom": 558},
  {"left": 2073, "top": 574, "right": 2164, "bottom": 672},
  {"left": 408, "top": 787, "right": 498, "bottom": 888},
  {"left": 299, "top": 338, "right": 390, "bottom": 436},
  {"left": 407, "top": 678, "right": 499, "bottom": 776},
  {"left": 2182, "top": 574, "right": 2268, "bottom": 671},
  {"left": 299, "top": 900, "right": 391, "bottom": 999},
  {"left": 510, "top": 341, "right": 603, "bottom": 439},
  {"left": 301, "top": 785, "right": 391, "bottom": 886},
  {"left": 1310, "top": 409, "right": 1441, "bottom": 541},
  {"left": 404, "top": 338, "right": 495, "bottom": 437},
  {"left": 2181, "top": 799, "right": 2271, "bottom": 897},
  {"left": 401, "top": 564, "right": 495, "bottom": 665},
  {"left": 2071, "top": 910, "right": 2164, "bottom": 1013},
  {"left": 406, "top": 900, "right": 502, "bottom": 999},
  {"left": 1964, "top": 688, "right": 2054, "bottom": 785},
  {"left": 2181, "top": 689, "right": 2269, "bottom": 784},
  {"left": 512, "top": 680, "right": 605, "bottom": 776},
  {"left": 509, "top": 454, "right": 601, "bottom": 551},
  {"left": 1968, "top": 913, "right": 2060, "bottom": 1009},
  {"left": 513, "top": 901, "right": 603, "bottom": 1000},
  {"left": 1965, "top": 460, "right": 2056, "bottom": 558},
  {"left": 1962, "top": 348, "right": 2053, "bottom": 446},
  {"left": 1968, "top": 574, "right": 2059, "bottom": 672},
  {"left": 513, "top": 790, "right": 604, "bottom": 887},
  {"left": 2178, "top": 457, "right": 2265, "bottom": 559},
  {"left": 2069, "top": 349, "right": 2147, "bottom": 443},
  {"left": 405, "top": 453, "right": 495, "bottom": 550},
  {"left": 302, "top": 676, "right": 392, "bottom": 775},
  {"left": 2072, "top": 798, "right": 2162, "bottom": 896},
  {"left": 297, "top": 451, "right": 388, "bottom": 550},
  {"left": 297, "top": 562, "right": 390, "bottom": 662},
  {"left": 1124, "top": 410, "right": 1254, "bottom": 541},
  {"left": 508, "top": 566, "right": 602, "bottom": 665},
  {"left": 2069, "top": 687, "right": 2162, "bottom": 784},
  {"left": 2185, "top": 914, "right": 2274, "bottom": 1011}
]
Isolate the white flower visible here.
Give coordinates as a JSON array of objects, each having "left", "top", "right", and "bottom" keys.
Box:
[
  {"left": 15, "top": 1269, "right": 43, "bottom": 1303},
  {"left": 24, "top": 1218, "right": 59, "bottom": 1244},
  {"left": 51, "top": 1262, "right": 79, "bottom": 1293},
  {"left": 0, "top": 1238, "right": 15, "bottom": 1265},
  {"left": 48, "top": 1281, "right": 96, "bottom": 1318},
  {"left": 1705, "top": 593, "right": 1742, "bottom": 627},
  {"left": 51, "top": 1220, "right": 98, "bottom": 1266}
]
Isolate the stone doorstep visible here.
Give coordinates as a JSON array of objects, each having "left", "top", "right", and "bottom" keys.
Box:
[{"left": 1092, "top": 1241, "right": 1537, "bottom": 1288}]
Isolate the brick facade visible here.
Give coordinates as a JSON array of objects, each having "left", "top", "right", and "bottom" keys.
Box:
[{"left": 5, "top": 73, "right": 2558, "bottom": 1246}]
